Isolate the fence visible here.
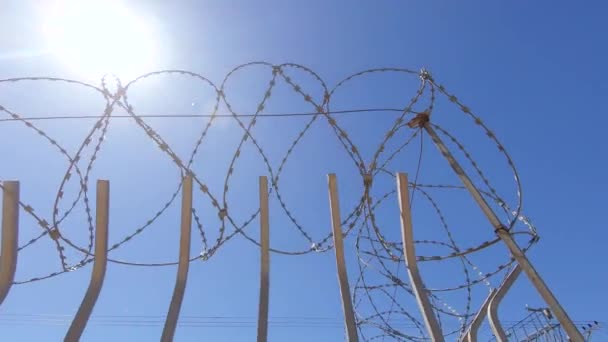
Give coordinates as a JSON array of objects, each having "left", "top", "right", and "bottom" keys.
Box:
[{"left": 0, "top": 63, "right": 594, "bottom": 341}]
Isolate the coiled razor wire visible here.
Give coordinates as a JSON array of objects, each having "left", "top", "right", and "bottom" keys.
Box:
[{"left": 0, "top": 63, "right": 539, "bottom": 341}]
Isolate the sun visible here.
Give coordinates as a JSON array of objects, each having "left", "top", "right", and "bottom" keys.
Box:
[{"left": 41, "top": 0, "right": 156, "bottom": 79}]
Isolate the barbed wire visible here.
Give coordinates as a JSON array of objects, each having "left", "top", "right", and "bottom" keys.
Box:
[{"left": 0, "top": 63, "right": 539, "bottom": 340}]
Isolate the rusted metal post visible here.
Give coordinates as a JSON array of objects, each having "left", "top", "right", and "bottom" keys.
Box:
[
  {"left": 0, "top": 181, "right": 19, "bottom": 306},
  {"left": 161, "top": 175, "right": 193, "bottom": 342},
  {"left": 257, "top": 176, "right": 270, "bottom": 342},
  {"left": 396, "top": 173, "right": 444, "bottom": 341},
  {"left": 460, "top": 289, "right": 497, "bottom": 342},
  {"left": 328, "top": 174, "right": 359, "bottom": 342},
  {"left": 423, "top": 123, "right": 583, "bottom": 342},
  {"left": 65, "top": 180, "right": 110, "bottom": 342},
  {"left": 488, "top": 265, "right": 522, "bottom": 342}
]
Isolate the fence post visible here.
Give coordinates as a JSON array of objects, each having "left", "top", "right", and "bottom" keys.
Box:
[
  {"left": 423, "top": 123, "right": 584, "bottom": 342},
  {"left": 460, "top": 289, "right": 497, "bottom": 342},
  {"left": 0, "top": 181, "right": 19, "bottom": 306},
  {"left": 161, "top": 175, "right": 193, "bottom": 342},
  {"left": 488, "top": 265, "right": 522, "bottom": 342},
  {"left": 257, "top": 176, "right": 270, "bottom": 342},
  {"left": 328, "top": 174, "right": 359, "bottom": 342},
  {"left": 65, "top": 180, "right": 110, "bottom": 342},
  {"left": 396, "top": 173, "right": 444, "bottom": 341}
]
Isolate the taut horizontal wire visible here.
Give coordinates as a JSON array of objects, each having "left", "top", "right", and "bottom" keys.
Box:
[{"left": 0, "top": 108, "right": 408, "bottom": 122}]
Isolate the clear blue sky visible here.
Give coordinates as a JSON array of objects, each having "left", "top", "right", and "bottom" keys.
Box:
[{"left": 1, "top": 1, "right": 607, "bottom": 341}]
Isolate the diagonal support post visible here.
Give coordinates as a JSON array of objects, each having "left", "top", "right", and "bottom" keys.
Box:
[
  {"left": 65, "top": 180, "right": 110, "bottom": 342},
  {"left": 396, "top": 173, "right": 444, "bottom": 342},
  {"left": 161, "top": 174, "right": 193, "bottom": 342},
  {"left": 328, "top": 174, "right": 359, "bottom": 342},
  {"left": 0, "top": 181, "right": 19, "bottom": 306},
  {"left": 423, "top": 123, "right": 584, "bottom": 342}
]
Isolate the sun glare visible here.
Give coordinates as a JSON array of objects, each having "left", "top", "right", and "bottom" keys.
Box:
[{"left": 42, "top": 0, "right": 156, "bottom": 79}]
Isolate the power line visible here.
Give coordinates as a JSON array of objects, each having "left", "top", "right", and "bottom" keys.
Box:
[
  {"left": 0, "top": 313, "right": 602, "bottom": 326},
  {"left": 0, "top": 313, "right": 418, "bottom": 329}
]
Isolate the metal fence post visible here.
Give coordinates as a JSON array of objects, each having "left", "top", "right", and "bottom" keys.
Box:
[
  {"left": 161, "top": 175, "right": 193, "bottom": 342},
  {"left": 423, "top": 123, "right": 583, "bottom": 342},
  {"left": 0, "top": 181, "right": 19, "bottom": 306},
  {"left": 328, "top": 174, "right": 359, "bottom": 342},
  {"left": 65, "top": 180, "right": 110, "bottom": 342},
  {"left": 257, "top": 176, "right": 270, "bottom": 342},
  {"left": 488, "top": 265, "right": 522, "bottom": 342},
  {"left": 460, "top": 289, "right": 497, "bottom": 342},
  {"left": 396, "top": 173, "right": 444, "bottom": 341}
]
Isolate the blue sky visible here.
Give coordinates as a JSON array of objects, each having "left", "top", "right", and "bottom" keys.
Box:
[{"left": 0, "top": 0, "right": 607, "bottom": 341}]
